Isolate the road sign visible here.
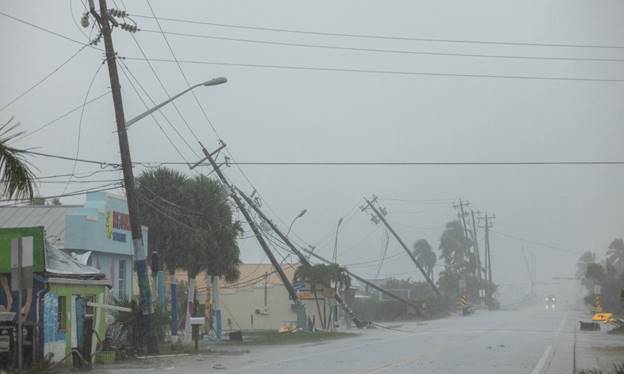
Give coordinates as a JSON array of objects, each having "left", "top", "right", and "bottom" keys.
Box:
[{"left": 293, "top": 281, "right": 305, "bottom": 290}]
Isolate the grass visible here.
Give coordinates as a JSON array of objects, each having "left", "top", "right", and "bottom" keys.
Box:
[{"left": 224, "top": 330, "right": 356, "bottom": 346}]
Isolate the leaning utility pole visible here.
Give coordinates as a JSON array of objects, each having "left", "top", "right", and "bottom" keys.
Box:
[
  {"left": 470, "top": 210, "right": 482, "bottom": 282},
  {"left": 480, "top": 212, "right": 495, "bottom": 303},
  {"left": 454, "top": 200, "right": 471, "bottom": 242},
  {"left": 238, "top": 188, "right": 311, "bottom": 267},
  {"left": 94, "top": 0, "right": 158, "bottom": 353},
  {"left": 194, "top": 143, "right": 305, "bottom": 327},
  {"left": 239, "top": 189, "right": 423, "bottom": 317},
  {"left": 364, "top": 197, "right": 440, "bottom": 296}
]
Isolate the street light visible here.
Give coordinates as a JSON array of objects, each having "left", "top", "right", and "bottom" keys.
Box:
[
  {"left": 332, "top": 217, "right": 344, "bottom": 263},
  {"left": 286, "top": 209, "right": 307, "bottom": 236},
  {"left": 125, "top": 77, "right": 227, "bottom": 128}
]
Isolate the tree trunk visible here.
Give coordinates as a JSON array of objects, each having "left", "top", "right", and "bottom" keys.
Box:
[{"left": 312, "top": 284, "right": 324, "bottom": 329}]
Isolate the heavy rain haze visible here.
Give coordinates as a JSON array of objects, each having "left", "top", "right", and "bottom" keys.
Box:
[{"left": 2, "top": 0, "right": 624, "bottom": 305}]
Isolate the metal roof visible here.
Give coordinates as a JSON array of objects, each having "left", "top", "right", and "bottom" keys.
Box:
[{"left": 0, "top": 206, "right": 80, "bottom": 247}]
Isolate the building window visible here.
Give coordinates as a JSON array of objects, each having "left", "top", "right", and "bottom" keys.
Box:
[
  {"left": 57, "top": 296, "right": 66, "bottom": 331},
  {"left": 118, "top": 260, "right": 127, "bottom": 300}
]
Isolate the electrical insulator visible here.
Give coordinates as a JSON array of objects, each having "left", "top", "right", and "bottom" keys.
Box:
[
  {"left": 80, "top": 13, "right": 90, "bottom": 28},
  {"left": 120, "top": 23, "right": 139, "bottom": 33},
  {"left": 109, "top": 8, "right": 128, "bottom": 18}
]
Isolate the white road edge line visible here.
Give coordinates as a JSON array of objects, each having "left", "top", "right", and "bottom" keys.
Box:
[{"left": 531, "top": 345, "right": 553, "bottom": 374}]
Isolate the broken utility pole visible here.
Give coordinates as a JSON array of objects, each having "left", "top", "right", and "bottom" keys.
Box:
[
  {"left": 364, "top": 197, "right": 440, "bottom": 296},
  {"left": 238, "top": 188, "right": 422, "bottom": 318},
  {"left": 195, "top": 142, "right": 306, "bottom": 328},
  {"left": 299, "top": 245, "right": 424, "bottom": 313},
  {"left": 94, "top": 0, "right": 157, "bottom": 353}
]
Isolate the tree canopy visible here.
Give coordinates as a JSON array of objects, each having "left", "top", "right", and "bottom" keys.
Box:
[
  {"left": 137, "top": 168, "right": 241, "bottom": 282},
  {"left": 0, "top": 118, "right": 35, "bottom": 200}
]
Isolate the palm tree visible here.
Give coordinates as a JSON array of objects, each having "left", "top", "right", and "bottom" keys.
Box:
[
  {"left": 607, "top": 239, "right": 624, "bottom": 270},
  {"left": 413, "top": 239, "right": 436, "bottom": 280},
  {"left": 576, "top": 251, "right": 596, "bottom": 280},
  {"left": 294, "top": 263, "right": 350, "bottom": 329},
  {"left": 137, "top": 168, "right": 189, "bottom": 335},
  {"left": 0, "top": 118, "right": 35, "bottom": 200},
  {"left": 439, "top": 221, "right": 471, "bottom": 272}
]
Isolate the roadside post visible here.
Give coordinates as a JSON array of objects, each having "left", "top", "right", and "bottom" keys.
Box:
[
  {"left": 189, "top": 317, "right": 205, "bottom": 352},
  {"left": 11, "top": 236, "right": 33, "bottom": 373}
]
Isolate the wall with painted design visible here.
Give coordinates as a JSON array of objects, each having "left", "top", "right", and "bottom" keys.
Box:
[
  {"left": 43, "top": 284, "right": 107, "bottom": 363},
  {"left": 65, "top": 192, "right": 148, "bottom": 300}
]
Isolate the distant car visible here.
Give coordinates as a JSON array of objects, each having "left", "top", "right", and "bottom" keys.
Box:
[{"left": 545, "top": 295, "right": 557, "bottom": 311}]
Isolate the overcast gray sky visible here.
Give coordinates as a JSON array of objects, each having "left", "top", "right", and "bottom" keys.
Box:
[{"left": 1, "top": 0, "right": 623, "bottom": 297}]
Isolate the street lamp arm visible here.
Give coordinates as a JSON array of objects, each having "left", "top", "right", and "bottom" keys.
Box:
[{"left": 125, "top": 77, "right": 227, "bottom": 128}]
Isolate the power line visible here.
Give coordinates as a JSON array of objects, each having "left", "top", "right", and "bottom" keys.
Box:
[
  {"left": 23, "top": 150, "right": 120, "bottom": 168},
  {"left": 0, "top": 44, "right": 91, "bottom": 113},
  {"left": 0, "top": 182, "right": 121, "bottom": 205},
  {"left": 15, "top": 91, "right": 111, "bottom": 141},
  {"left": 0, "top": 10, "right": 98, "bottom": 47},
  {"left": 131, "top": 14, "right": 624, "bottom": 50},
  {"left": 377, "top": 195, "right": 456, "bottom": 203},
  {"left": 35, "top": 168, "right": 120, "bottom": 180},
  {"left": 490, "top": 229, "right": 581, "bottom": 256},
  {"left": 140, "top": 29, "right": 624, "bottom": 64},
  {"left": 122, "top": 57, "right": 624, "bottom": 83},
  {"left": 35, "top": 178, "right": 122, "bottom": 184},
  {"left": 117, "top": 58, "right": 192, "bottom": 164},
  {"left": 126, "top": 32, "right": 202, "bottom": 159},
  {"left": 21, "top": 150, "right": 624, "bottom": 167},
  {"left": 61, "top": 60, "right": 106, "bottom": 195},
  {"left": 143, "top": 0, "right": 205, "bottom": 142}
]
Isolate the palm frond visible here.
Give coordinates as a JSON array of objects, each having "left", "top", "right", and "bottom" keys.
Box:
[{"left": 0, "top": 118, "right": 35, "bottom": 200}]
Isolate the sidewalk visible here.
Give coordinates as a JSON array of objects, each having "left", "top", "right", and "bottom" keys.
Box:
[{"left": 575, "top": 321, "right": 624, "bottom": 373}]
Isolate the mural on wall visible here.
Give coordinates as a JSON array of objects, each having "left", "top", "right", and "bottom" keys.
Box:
[{"left": 43, "top": 292, "right": 66, "bottom": 360}]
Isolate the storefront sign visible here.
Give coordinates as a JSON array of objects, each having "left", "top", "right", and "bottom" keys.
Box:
[{"left": 105, "top": 211, "right": 130, "bottom": 242}]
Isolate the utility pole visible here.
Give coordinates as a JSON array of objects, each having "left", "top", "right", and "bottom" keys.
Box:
[
  {"left": 94, "top": 0, "right": 158, "bottom": 353},
  {"left": 364, "top": 197, "right": 440, "bottom": 296},
  {"left": 238, "top": 189, "right": 423, "bottom": 319},
  {"left": 480, "top": 212, "right": 495, "bottom": 304},
  {"left": 332, "top": 218, "right": 343, "bottom": 264},
  {"left": 194, "top": 143, "right": 305, "bottom": 327},
  {"left": 453, "top": 200, "right": 471, "bottom": 242},
  {"left": 470, "top": 210, "right": 482, "bottom": 282}
]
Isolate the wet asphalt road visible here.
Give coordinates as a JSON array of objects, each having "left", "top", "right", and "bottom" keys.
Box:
[{"left": 98, "top": 303, "right": 581, "bottom": 374}]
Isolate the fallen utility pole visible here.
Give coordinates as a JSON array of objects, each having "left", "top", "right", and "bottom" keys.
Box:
[
  {"left": 237, "top": 188, "right": 310, "bottom": 267},
  {"left": 238, "top": 189, "right": 364, "bottom": 325},
  {"left": 197, "top": 143, "right": 302, "bottom": 310},
  {"left": 364, "top": 197, "right": 440, "bottom": 296},
  {"left": 298, "top": 245, "right": 424, "bottom": 313},
  {"left": 95, "top": 0, "right": 158, "bottom": 353},
  {"left": 238, "top": 189, "right": 422, "bottom": 316}
]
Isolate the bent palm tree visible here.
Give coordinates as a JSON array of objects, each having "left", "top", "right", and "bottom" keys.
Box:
[
  {"left": 607, "top": 239, "right": 624, "bottom": 270},
  {"left": 413, "top": 239, "right": 436, "bottom": 279},
  {"left": 0, "top": 118, "right": 35, "bottom": 200}
]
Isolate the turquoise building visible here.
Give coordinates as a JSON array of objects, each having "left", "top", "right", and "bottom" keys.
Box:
[{"left": 63, "top": 192, "right": 148, "bottom": 300}]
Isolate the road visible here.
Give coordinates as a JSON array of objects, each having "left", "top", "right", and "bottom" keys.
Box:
[{"left": 96, "top": 303, "right": 605, "bottom": 374}]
